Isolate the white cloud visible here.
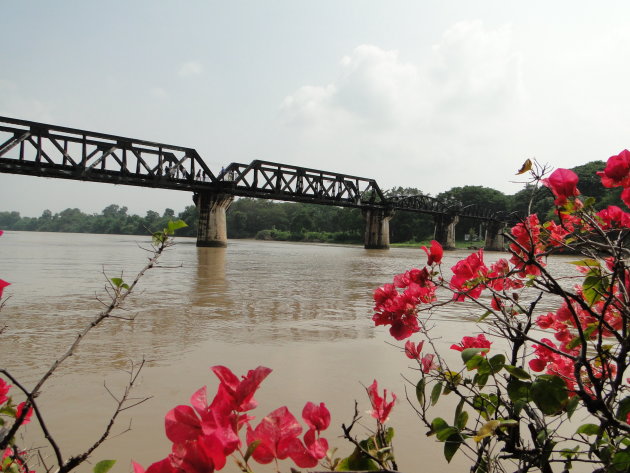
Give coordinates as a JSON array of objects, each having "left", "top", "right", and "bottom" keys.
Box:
[
  {"left": 278, "top": 21, "right": 526, "bottom": 194},
  {"left": 178, "top": 61, "right": 203, "bottom": 77}
]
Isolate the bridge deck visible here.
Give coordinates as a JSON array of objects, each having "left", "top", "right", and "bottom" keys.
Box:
[{"left": 0, "top": 116, "right": 503, "bottom": 220}]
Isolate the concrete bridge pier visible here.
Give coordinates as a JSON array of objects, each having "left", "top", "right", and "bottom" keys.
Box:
[
  {"left": 484, "top": 220, "right": 506, "bottom": 251},
  {"left": 194, "top": 191, "right": 234, "bottom": 247},
  {"left": 363, "top": 208, "right": 393, "bottom": 249},
  {"left": 434, "top": 214, "right": 459, "bottom": 250}
]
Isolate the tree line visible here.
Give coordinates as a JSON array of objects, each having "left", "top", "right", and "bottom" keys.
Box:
[{"left": 0, "top": 160, "right": 623, "bottom": 243}]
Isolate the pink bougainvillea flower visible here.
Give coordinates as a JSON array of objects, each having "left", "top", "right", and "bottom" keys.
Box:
[
  {"left": 596, "top": 205, "right": 630, "bottom": 229},
  {"left": 509, "top": 215, "right": 544, "bottom": 277},
  {"left": 421, "top": 353, "right": 437, "bottom": 374},
  {"left": 0, "top": 230, "right": 3, "bottom": 236},
  {"left": 622, "top": 188, "right": 630, "bottom": 209},
  {"left": 449, "top": 250, "right": 489, "bottom": 301},
  {"left": 302, "top": 402, "right": 330, "bottom": 433},
  {"left": 421, "top": 240, "right": 443, "bottom": 266},
  {"left": 15, "top": 402, "right": 33, "bottom": 425},
  {"left": 542, "top": 168, "right": 580, "bottom": 205},
  {"left": 211, "top": 365, "right": 272, "bottom": 412},
  {"left": 246, "top": 406, "right": 304, "bottom": 465},
  {"left": 0, "top": 379, "right": 11, "bottom": 405},
  {"left": 0, "top": 279, "right": 10, "bottom": 299},
  {"left": 404, "top": 340, "right": 424, "bottom": 360},
  {"left": 450, "top": 334, "right": 492, "bottom": 354},
  {"left": 132, "top": 459, "right": 177, "bottom": 473},
  {"left": 597, "top": 149, "right": 630, "bottom": 188},
  {"left": 366, "top": 380, "right": 396, "bottom": 424},
  {"left": 165, "top": 404, "right": 203, "bottom": 444}
]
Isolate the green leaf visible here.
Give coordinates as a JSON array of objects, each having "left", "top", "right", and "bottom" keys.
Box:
[
  {"left": 611, "top": 450, "right": 630, "bottom": 473},
  {"left": 617, "top": 396, "right": 630, "bottom": 422},
  {"left": 454, "top": 398, "right": 465, "bottom": 423},
  {"left": 430, "top": 417, "right": 449, "bottom": 436},
  {"left": 466, "top": 355, "right": 485, "bottom": 371},
  {"left": 166, "top": 219, "right": 188, "bottom": 234},
  {"left": 431, "top": 382, "right": 443, "bottom": 406},
  {"left": 566, "top": 396, "right": 580, "bottom": 419},
  {"left": 474, "top": 372, "right": 489, "bottom": 388},
  {"left": 442, "top": 371, "right": 462, "bottom": 395},
  {"left": 576, "top": 423, "right": 601, "bottom": 436},
  {"left": 437, "top": 426, "right": 459, "bottom": 442},
  {"left": 472, "top": 394, "right": 497, "bottom": 420},
  {"left": 416, "top": 378, "right": 426, "bottom": 406},
  {"left": 476, "top": 310, "right": 492, "bottom": 323},
  {"left": 583, "top": 268, "right": 609, "bottom": 306},
  {"left": 531, "top": 375, "right": 568, "bottom": 415},
  {"left": 507, "top": 379, "right": 532, "bottom": 403},
  {"left": 504, "top": 364, "right": 531, "bottom": 380},
  {"left": 487, "top": 354, "right": 506, "bottom": 375},
  {"left": 461, "top": 347, "right": 490, "bottom": 363},
  {"left": 444, "top": 433, "right": 464, "bottom": 462},
  {"left": 244, "top": 440, "right": 260, "bottom": 462},
  {"left": 93, "top": 460, "right": 116, "bottom": 473},
  {"left": 152, "top": 231, "right": 167, "bottom": 245},
  {"left": 559, "top": 446, "right": 580, "bottom": 459},
  {"left": 110, "top": 277, "right": 124, "bottom": 288},
  {"left": 384, "top": 426, "right": 395, "bottom": 445},
  {"left": 566, "top": 324, "right": 597, "bottom": 350},
  {"left": 334, "top": 448, "right": 379, "bottom": 471},
  {"left": 568, "top": 258, "right": 600, "bottom": 267},
  {"left": 456, "top": 410, "right": 469, "bottom": 430}
]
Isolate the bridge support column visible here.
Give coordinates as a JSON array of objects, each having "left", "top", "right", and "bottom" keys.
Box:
[
  {"left": 195, "top": 192, "right": 234, "bottom": 247},
  {"left": 434, "top": 214, "right": 459, "bottom": 250},
  {"left": 363, "top": 208, "right": 393, "bottom": 249},
  {"left": 484, "top": 221, "right": 506, "bottom": 252}
]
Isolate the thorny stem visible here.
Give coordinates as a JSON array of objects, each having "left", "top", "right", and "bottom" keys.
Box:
[{"left": 0, "top": 235, "right": 174, "bottom": 472}]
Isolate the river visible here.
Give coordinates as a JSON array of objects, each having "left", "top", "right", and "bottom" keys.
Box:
[{"left": 0, "top": 231, "right": 580, "bottom": 473}]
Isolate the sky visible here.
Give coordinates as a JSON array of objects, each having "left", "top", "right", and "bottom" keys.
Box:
[{"left": 2, "top": 1, "right": 630, "bottom": 217}]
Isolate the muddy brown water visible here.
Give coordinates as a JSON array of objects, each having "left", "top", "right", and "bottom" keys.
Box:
[{"left": 0, "top": 232, "right": 582, "bottom": 473}]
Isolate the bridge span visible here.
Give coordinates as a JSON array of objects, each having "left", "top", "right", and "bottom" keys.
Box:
[{"left": 0, "top": 116, "right": 506, "bottom": 250}]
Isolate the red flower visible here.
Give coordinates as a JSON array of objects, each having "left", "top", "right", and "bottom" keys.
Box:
[
  {"left": 450, "top": 334, "right": 492, "bottom": 354},
  {"left": 246, "top": 406, "right": 306, "bottom": 465},
  {"left": 302, "top": 402, "right": 330, "bottom": 433},
  {"left": 421, "top": 240, "right": 443, "bottom": 265},
  {"left": 597, "top": 149, "right": 630, "bottom": 188},
  {"left": 421, "top": 354, "right": 437, "bottom": 373},
  {"left": 0, "top": 279, "right": 10, "bottom": 299},
  {"left": 132, "top": 459, "right": 177, "bottom": 473},
  {"left": 449, "top": 250, "right": 488, "bottom": 301},
  {"left": 0, "top": 379, "right": 11, "bottom": 405},
  {"left": 623, "top": 188, "right": 630, "bottom": 209},
  {"left": 404, "top": 340, "right": 424, "bottom": 360},
  {"left": 15, "top": 402, "right": 33, "bottom": 425},
  {"left": 211, "top": 365, "right": 272, "bottom": 412},
  {"left": 542, "top": 168, "right": 580, "bottom": 205},
  {"left": 366, "top": 380, "right": 396, "bottom": 424}
]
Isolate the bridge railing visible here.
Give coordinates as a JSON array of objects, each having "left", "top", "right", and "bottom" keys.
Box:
[
  {"left": 0, "top": 116, "right": 216, "bottom": 190},
  {"left": 219, "top": 160, "right": 387, "bottom": 208}
]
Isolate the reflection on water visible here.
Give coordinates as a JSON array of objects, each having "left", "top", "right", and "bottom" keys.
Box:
[{"left": 0, "top": 232, "right": 581, "bottom": 473}]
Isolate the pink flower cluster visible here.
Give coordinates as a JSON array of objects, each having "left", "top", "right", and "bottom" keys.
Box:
[
  {"left": 134, "top": 366, "right": 330, "bottom": 473},
  {"left": 373, "top": 264, "right": 438, "bottom": 340},
  {"left": 366, "top": 380, "right": 396, "bottom": 424},
  {"left": 1, "top": 378, "right": 34, "bottom": 473},
  {"left": 404, "top": 340, "right": 437, "bottom": 373},
  {"left": 598, "top": 149, "right": 630, "bottom": 208}
]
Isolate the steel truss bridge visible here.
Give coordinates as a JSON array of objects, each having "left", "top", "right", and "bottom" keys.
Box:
[{"left": 0, "top": 116, "right": 503, "bottom": 222}]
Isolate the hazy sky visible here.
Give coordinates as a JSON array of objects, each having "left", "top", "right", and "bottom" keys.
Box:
[{"left": 2, "top": 1, "right": 629, "bottom": 217}]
